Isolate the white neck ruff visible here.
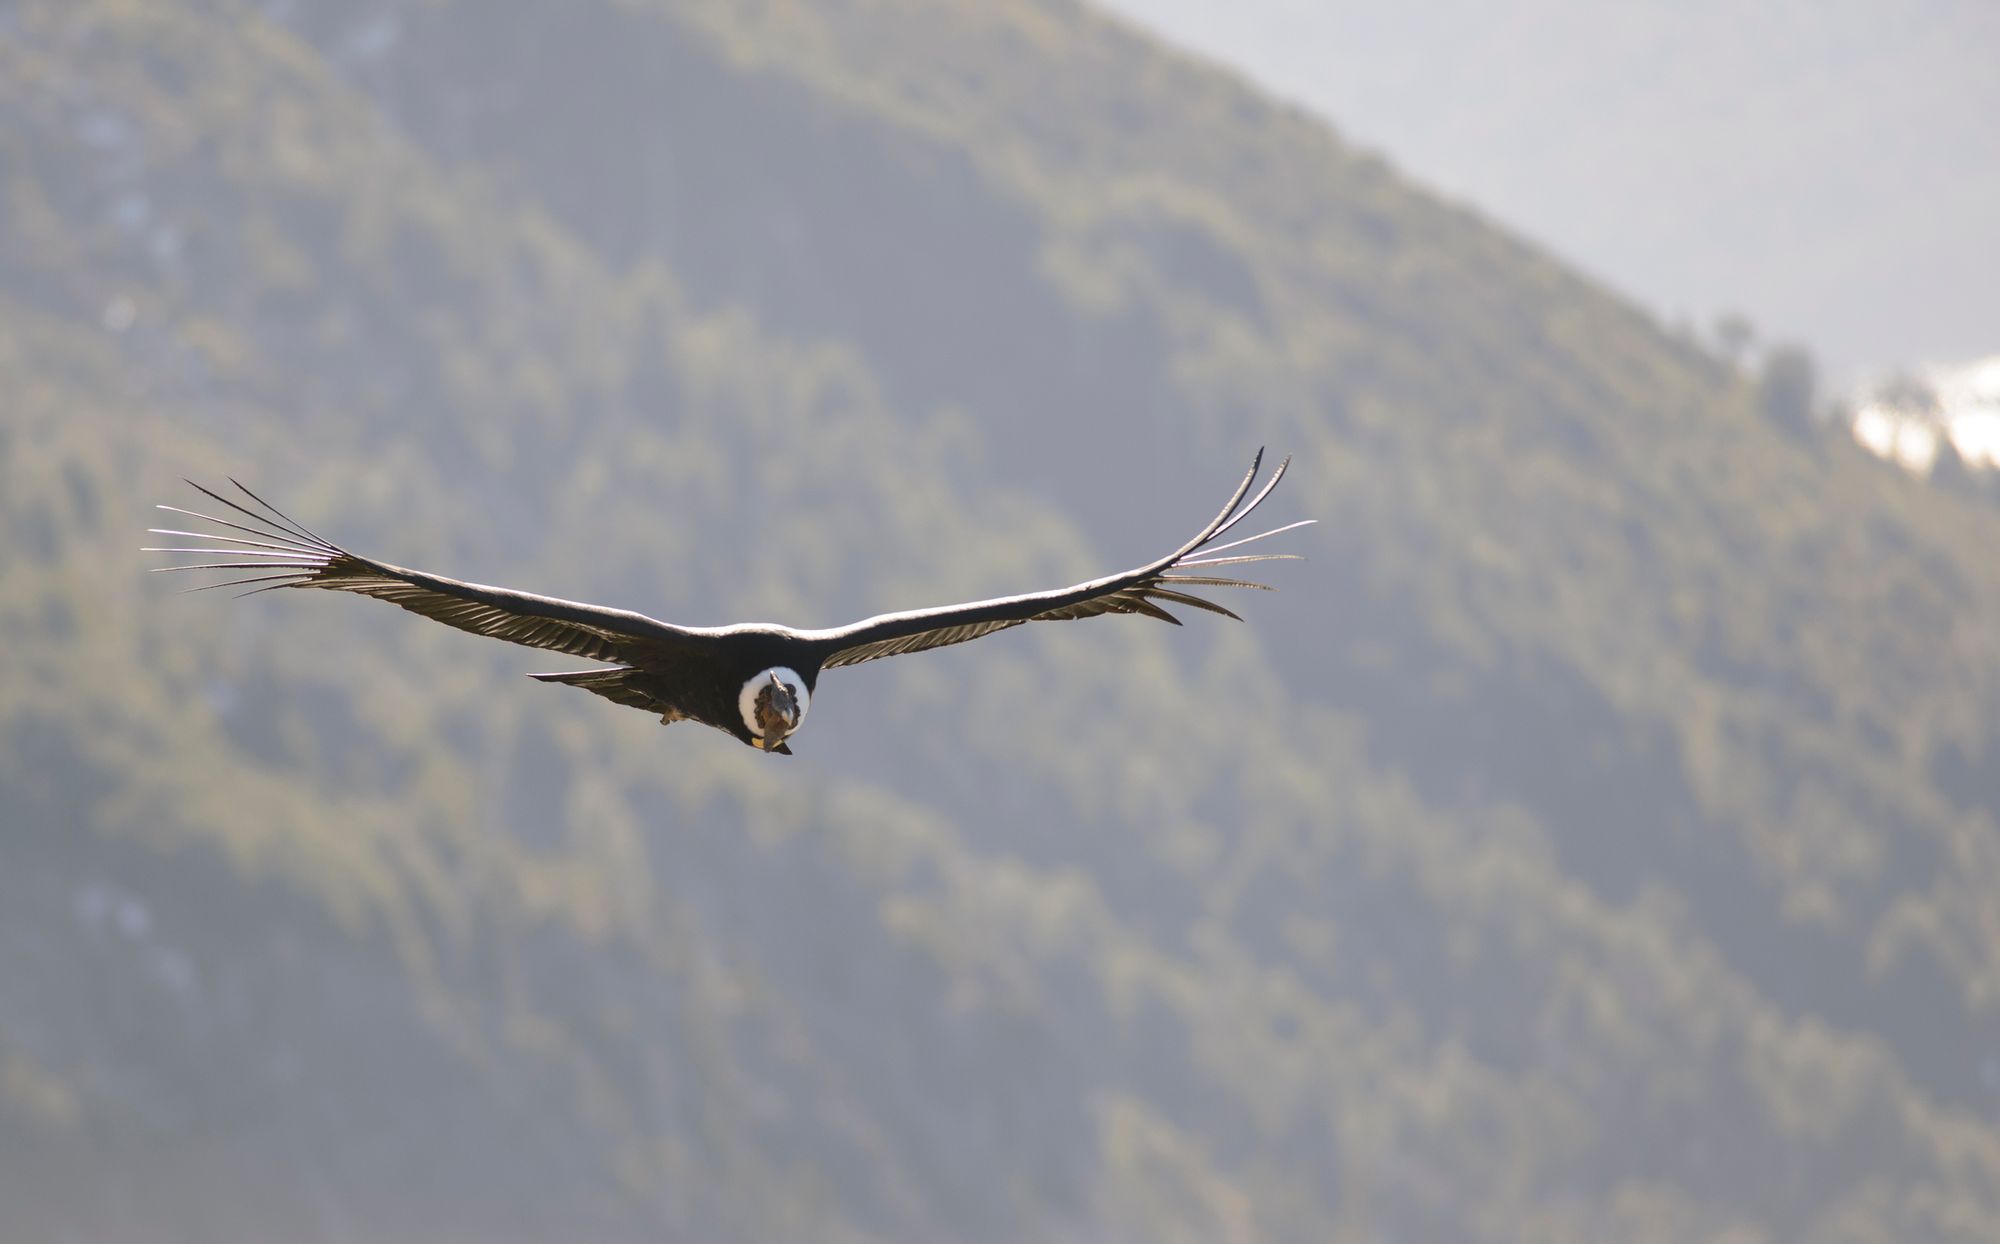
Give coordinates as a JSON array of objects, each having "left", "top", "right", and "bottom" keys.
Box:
[{"left": 739, "top": 666, "right": 808, "bottom": 737}]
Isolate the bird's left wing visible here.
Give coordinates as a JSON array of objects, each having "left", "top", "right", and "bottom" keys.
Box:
[
  {"left": 803, "top": 449, "right": 1311, "bottom": 670},
  {"left": 148, "top": 480, "right": 698, "bottom": 665}
]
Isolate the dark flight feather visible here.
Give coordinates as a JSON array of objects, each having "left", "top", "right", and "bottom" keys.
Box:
[{"left": 151, "top": 482, "right": 699, "bottom": 665}]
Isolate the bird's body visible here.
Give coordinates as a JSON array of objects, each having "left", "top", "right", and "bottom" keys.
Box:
[
  {"left": 151, "top": 452, "right": 1309, "bottom": 754},
  {"left": 530, "top": 644, "right": 815, "bottom": 751}
]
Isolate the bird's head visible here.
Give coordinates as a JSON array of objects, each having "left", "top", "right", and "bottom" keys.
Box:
[{"left": 740, "top": 666, "right": 809, "bottom": 753}]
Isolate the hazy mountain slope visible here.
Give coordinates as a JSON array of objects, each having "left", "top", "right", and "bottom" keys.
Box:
[
  {"left": 296, "top": 0, "right": 2000, "bottom": 1095},
  {"left": 5, "top": 1, "right": 2000, "bottom": 1241}
]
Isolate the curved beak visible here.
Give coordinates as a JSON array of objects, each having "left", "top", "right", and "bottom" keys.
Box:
[{"left": 760, "top": 672, "right": 799, "bottom": 751}]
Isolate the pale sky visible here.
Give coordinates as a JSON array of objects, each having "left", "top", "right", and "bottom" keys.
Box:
[{"left": 1095, "top": 0, "right": 2000, "bottom": 386}]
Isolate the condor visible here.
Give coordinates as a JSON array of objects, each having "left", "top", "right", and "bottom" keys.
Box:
[{"left": 150, "top": 451, "right": 1309, "bottom": 754}]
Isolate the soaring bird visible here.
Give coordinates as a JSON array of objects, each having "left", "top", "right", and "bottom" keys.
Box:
[{"left": 149, "top": 451, "right": 1310, "bottom": 754}]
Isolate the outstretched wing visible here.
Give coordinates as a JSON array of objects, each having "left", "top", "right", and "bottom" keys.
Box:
[
  {"left": 806, "top": 449, "right": 1311, "bottom": 670},
  {"left": 148, "top": 480, "right": 697, "bottom": 665}
]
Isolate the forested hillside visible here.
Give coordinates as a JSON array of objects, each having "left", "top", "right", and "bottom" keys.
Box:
[{"left": 5, "top": 2, "right": 2000, "bottom": 1240}]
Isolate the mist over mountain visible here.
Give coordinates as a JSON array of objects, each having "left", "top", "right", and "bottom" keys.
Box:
[
  {"left": 5, "top": 2, "right": 2000, "bottom": 1240},
  {"left": 1097, "top": 0, "right": 2000, "bottom": 383}
]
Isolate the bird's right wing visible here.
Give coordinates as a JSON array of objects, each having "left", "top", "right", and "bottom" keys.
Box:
[{"left": 148, "top": 480, "right": 696, "bottom": 665}]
